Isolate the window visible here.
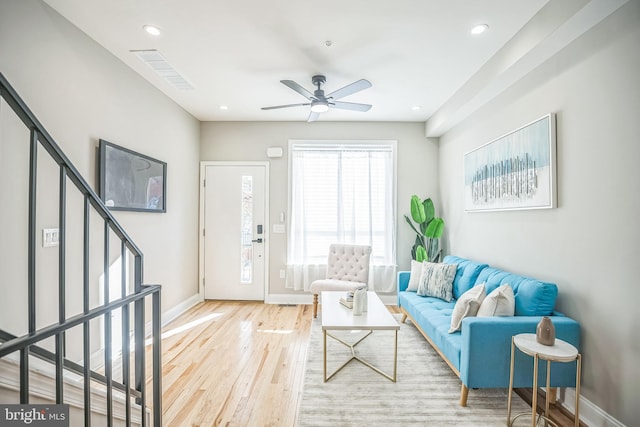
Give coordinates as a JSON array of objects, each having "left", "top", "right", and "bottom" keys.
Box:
[{"left": 286, "top": 140, "right": 397, "bottom": 292}]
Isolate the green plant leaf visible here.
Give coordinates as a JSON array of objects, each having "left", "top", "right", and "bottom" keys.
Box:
[
  {"left": 425, "top": 217, "right": 445, "bottom": 239},
  {"left": 415, "top": 245, "right": 427, "bottom": 262},
  {"left": 410, "top": 195, "right": 426, "bottom": 224},
  {"left": 404, "top": 215, "right": 422, "bottom": 237},
  {"left": 423, "top": 198, "right": 435, "bottom": 223}
]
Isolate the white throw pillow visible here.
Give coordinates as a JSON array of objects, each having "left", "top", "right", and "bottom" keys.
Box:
[
  {"left": 448, "top": 283, "right": 486, "bottom": 333},
  {"left": 477, "top": 284, "right": 515, "bottom": 317},
  {"left": 406, "top": 260, "right": 423, "bottom": 292},
  {"left": 417, "top": 262, "right": 457, "bottom": 302}
]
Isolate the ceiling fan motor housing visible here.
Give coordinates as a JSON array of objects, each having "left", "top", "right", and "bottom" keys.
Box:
[{"left": 311, "top": 75, "right": 326, "bottom": 86}]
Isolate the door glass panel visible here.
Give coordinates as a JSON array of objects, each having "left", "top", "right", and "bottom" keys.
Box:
[{"left": 240, "top": 175, "right": 253, "bottom": 283}]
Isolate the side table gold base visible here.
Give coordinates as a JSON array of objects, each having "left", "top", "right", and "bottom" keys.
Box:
[{"left": 507, "top": 335, "right": 581, "bottom": 427}]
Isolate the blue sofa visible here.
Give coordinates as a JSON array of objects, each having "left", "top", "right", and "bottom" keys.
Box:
[{"left": 397, "top": 255, "right": 580, "bottom": 406}]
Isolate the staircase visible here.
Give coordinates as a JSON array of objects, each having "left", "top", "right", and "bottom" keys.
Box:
[{"left": 0, "top": 72, "right": 162, "bottom": 426}]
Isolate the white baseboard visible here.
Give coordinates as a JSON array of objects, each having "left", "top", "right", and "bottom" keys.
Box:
[
  {"left": 144, "top": 293, "right": 202, "bottom": 338},
  {"left": 558, "top": 388, "right": 624, "bottom": 427},
  {"left": 265, "top": 292, "right": 398, "bottom": 306},
  {"left": 161, "top": 293, "right": 202, "bottom": 327},
  {"left": 265, "top": 293, "right": 313, "bottom": 305}
]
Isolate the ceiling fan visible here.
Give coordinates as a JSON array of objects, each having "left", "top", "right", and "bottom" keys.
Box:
[{"left": 262, "top": 75, "right": 372, "bottom": 122}]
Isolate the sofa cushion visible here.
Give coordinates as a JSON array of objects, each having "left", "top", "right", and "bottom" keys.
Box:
[
  {"left": 442, "top": 256, "right": 489, "bottom": 299},
  {"left": 406, "top": 260, "right": 422, "bottom": 292},
  {"left": 477, "top": 284, "right": 515, "bottom": 317},
  {"left": 475, "top": 267, "right": 557, "bottom": 316},
  {"left": 398, "top": 291, "right": 461, "bottom": 370},
  {"left": 449, "top": 283, "right": 486, "bottom": 333},
  {"left": 417, "top": 262, "right": 457, "bottom": 302}
]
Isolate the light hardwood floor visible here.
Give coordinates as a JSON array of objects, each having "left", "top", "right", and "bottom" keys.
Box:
[
  {"left": 148, "top": 301, "right": 312, "bottom": 427},
  {"left": 148, "top": 301, "right": 579, "bottom": 427}
]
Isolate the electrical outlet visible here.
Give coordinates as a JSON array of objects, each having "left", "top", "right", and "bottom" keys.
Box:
[{"left": 279, "top": 269, "right": 286, "bottom": 279}]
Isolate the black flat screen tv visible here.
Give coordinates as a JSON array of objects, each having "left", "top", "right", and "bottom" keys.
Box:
[{"left": 99, "top": 139, "right": 167, "bottom": 213}]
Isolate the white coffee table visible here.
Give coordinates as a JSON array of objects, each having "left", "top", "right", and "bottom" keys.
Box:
[{"left": 321, "top": 291, "right": 400, "bottom": 382}]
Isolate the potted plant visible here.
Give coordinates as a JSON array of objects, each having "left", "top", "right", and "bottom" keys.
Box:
[{"left": 404, "top": 195, "right": 445, "bottom": 262}]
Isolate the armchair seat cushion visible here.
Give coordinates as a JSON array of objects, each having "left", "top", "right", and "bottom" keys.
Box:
[{"left": 309, "top": 279, "right": 366, "bottom": 294}]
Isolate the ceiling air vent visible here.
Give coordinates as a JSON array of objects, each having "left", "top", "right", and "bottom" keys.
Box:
[{"left": 130, "top": 49, "right": 194, "bottom": 90}]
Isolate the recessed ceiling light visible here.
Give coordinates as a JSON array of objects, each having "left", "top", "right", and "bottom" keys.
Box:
[
  {"left": 219, "top": 105, "right": 229, "bottom": 110},
  {"left": 411, "top": 106, "right": 421, "bottom": 111},
  {"left": 471, "top": 24, "right": 489, "bottom": 36},
  {"left": 143, "top": 25, "right": 161, "bottom": 36}
]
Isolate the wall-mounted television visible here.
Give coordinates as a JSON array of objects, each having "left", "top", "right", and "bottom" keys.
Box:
[{"left": 99, "top": 139, "right": 167, "bottom": 213}]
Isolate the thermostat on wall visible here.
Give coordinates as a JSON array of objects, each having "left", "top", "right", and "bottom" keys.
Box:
[{"left": 267, "top": 147, "right": 283, "bottom": 158}]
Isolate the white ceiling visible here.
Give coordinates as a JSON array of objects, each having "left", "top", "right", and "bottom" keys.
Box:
[{"left": 42, "top": 0, "right": 626, "bottom": 135}]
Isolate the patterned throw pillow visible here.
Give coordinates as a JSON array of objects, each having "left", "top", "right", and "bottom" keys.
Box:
[
  {"left": 477, "top": 284, "right": 515, "bottom": 317},
  {"left": 449, "top": 283, "right": 486, "bottom": 333},
  {"left": 417, "top": 262, "right": 457, "bottom": 302}
]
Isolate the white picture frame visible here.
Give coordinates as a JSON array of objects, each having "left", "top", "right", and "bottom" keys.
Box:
[{"left": 464, "top": 113, "right": 556, "bottom": 212}]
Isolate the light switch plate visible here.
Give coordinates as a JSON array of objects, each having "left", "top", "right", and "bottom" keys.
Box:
[{"left": 43, "top": 228, "right": 59, "bottom": 247}]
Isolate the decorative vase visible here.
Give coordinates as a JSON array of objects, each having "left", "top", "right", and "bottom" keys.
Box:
[
  {"left": 536, "top": 316, "right": 556, "bottom": 346},
  {"left": 353, "top": 288, "right": 366, "bottom": 316}
]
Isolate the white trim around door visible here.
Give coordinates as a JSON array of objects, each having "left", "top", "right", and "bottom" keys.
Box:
[{"left": 198, "top": 161, "right": 270, "bottom": 301}]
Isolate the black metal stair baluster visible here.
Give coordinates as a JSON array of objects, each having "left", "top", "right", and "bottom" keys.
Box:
[
  {"left": 104, "top": 221, "right": 113, "bottom": 427},
  {"left": 121, "top": 241, "right": 131, "bottom": 427},
  {"left": 56, "top": 165, "right": 67, "bottom": 404},
  {"left": 83, "top": 195, "right": 92, "bottom": 427},
  {"left": 22, "top": 128, "right": 39, "bottom": 404},
  {"left": 134, "top": 253, "right": 146, "bottom": 425},
  {"left": 152, "top": 289, "right": 162, "bottom": 427}
]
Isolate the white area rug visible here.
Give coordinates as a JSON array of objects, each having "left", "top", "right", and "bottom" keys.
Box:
[{"left": 297, "top": 315, "right": 531, "bottom": 426}]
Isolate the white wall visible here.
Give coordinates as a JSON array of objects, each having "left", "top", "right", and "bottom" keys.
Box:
[
  {"left": 437, "top": 2, "right": 639, "bottom": 424},
  {"left": 0, "top": 0, "right": 201, "bottom": 338},
  {"left": 200, "top": 121, "right": 439, "bottom": 296}
]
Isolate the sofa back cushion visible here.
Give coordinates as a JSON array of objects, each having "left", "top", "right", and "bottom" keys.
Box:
[
  {"left": 442, "top": 256, "right": 488, "bottom": 299},
  {"left": 475, "top": 267, "right": 557, "bottom": 316}
]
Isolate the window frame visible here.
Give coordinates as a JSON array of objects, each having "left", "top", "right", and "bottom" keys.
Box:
[{"left": 287, "top": 139, "right": 398, "bottom": 266}]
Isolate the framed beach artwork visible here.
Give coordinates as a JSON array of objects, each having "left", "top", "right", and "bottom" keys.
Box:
[{"left": 464, "top": 113, "right": 556, "bottom": 212}]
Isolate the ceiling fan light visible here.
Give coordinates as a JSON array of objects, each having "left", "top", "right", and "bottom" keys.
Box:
[{"left": 310, "top": 102, "right": 329, "bottom": 113}]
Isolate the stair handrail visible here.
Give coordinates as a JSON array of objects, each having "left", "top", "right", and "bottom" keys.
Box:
[{"left": 0, "top": 71, "right": 162, "bottom": 426}]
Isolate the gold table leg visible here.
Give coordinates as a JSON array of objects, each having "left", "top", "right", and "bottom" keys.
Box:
[
  {"left": 532, "top": 353, "right": 539, "bottom": 427},
  {"left": 507, "top": 337, "right": 515, "bottom": 426},
  {"left": 323, "top": 329, "right": 327, "bottom": 382},
  {"left": 323, "top": 329, "right": 397, "bottom": 382},
  {"left": 575, "top": 354, "right": 581, "bottom": 427}
]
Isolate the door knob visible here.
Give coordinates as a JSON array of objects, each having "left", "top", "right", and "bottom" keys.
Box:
[{"left": 252, "top": 238, "right": 263, "bottom": 243}]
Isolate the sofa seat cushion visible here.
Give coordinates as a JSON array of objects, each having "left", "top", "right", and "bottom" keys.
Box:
[
  {"left": 475, "top": 267, "right": 557, "bottom": 316},
  {"left": 399, "top": 291, "right": 461, "bottom": 371}
]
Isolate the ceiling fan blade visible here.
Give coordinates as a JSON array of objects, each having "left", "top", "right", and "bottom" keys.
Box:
[
  {"left": 281, "top": 80, "right": 314, "bottom": 100},
  {"left": 331, "top": 101, "right": 372, "bottom": 112},
  {"left": 307, "top": 111, "right": 320, "bottom": 122},
  {"left": 261, "top": 103, "right": 310, "bottom": 110},
  {"left": 326, "top": 79, "right": 372, "bottom": 100}
]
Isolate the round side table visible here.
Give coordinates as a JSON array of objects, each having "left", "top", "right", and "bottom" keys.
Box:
[{"left": 507, "top": 333, "right": 581, "bottom": 427}]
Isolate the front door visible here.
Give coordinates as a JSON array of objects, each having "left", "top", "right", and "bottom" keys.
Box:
[{"left": 202, "top": 162, "right": 267, "bottom": 300}]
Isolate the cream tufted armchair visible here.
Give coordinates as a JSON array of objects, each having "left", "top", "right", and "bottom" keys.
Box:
[{"left": 309, "top": 244, "right": 372, "bottom": 318}]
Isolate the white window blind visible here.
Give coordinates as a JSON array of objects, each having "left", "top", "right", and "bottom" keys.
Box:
[{"left": 286, "top": 140, "right": 397, "bottom": 292}]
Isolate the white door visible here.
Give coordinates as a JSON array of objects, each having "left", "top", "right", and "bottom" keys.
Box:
[{"left": 203, "top": 163, "right": 267, "bottom": 300}]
